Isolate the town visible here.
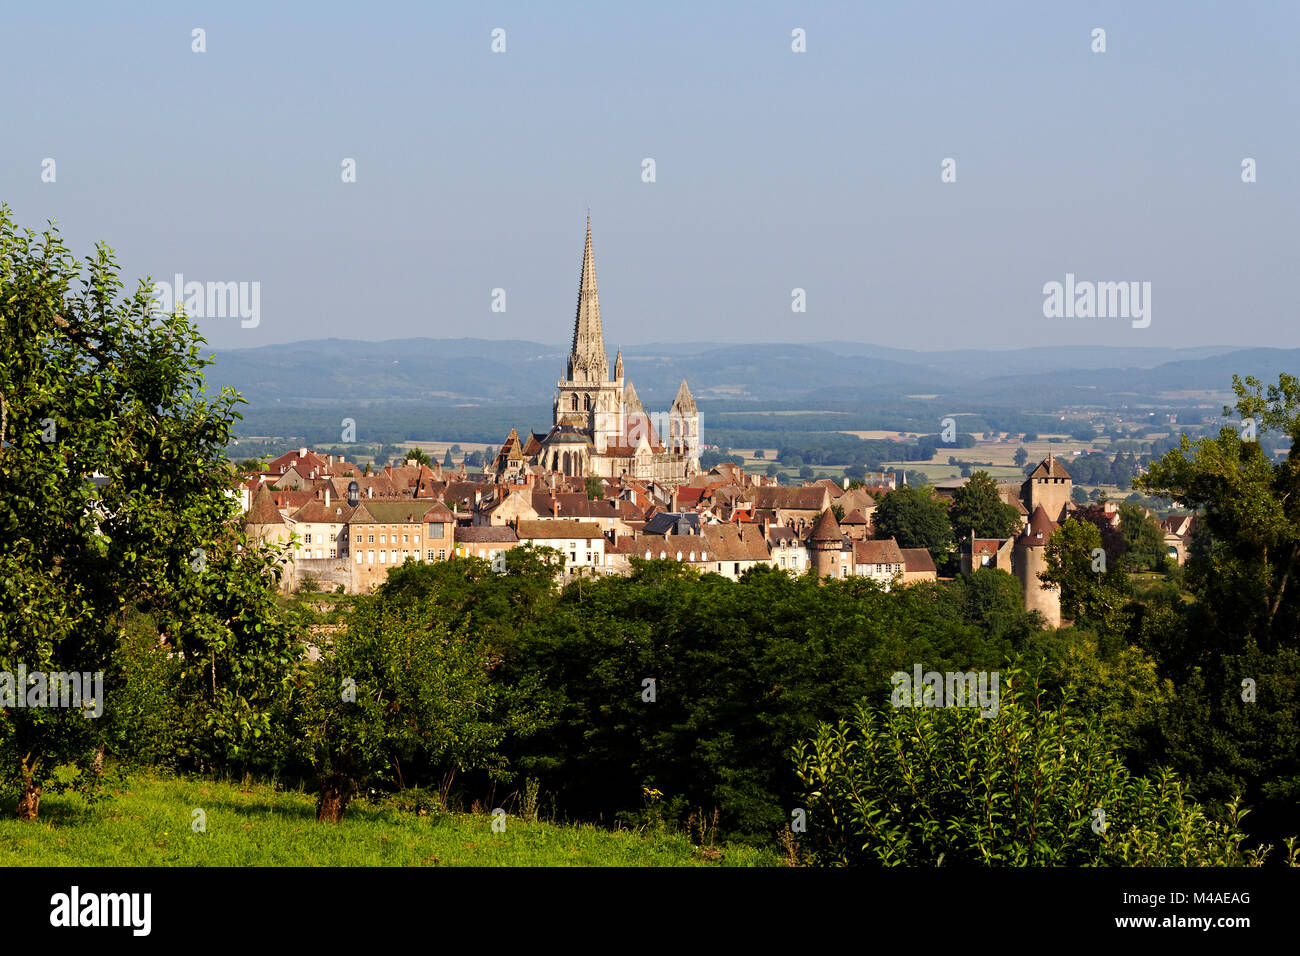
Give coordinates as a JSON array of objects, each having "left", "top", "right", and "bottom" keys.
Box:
[{"left": 238, "top": 220, "right": 1198, "bottom": 631}]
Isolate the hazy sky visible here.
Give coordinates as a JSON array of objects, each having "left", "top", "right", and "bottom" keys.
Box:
[{"left": 3, "top": 1, "right": 1297, "bottom": 351}]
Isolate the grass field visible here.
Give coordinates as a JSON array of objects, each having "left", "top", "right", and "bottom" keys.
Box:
[{"left": 0, "top": 772, "right": 781, "bottom": 867}]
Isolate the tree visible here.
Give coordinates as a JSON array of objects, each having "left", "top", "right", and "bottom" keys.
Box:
[
  {"left": 753, "top": 448, "right": 765, "bottom": 459},
  {"left": 948, "top": 471, "right": 1021, "bottom": 540},
  {"left": 793, "top": 674, "right": 1276, "bottom": 866},
  {"left": 1133, "top": 374, "right": 1300, "bottom": 844},
  {"left": 873, "top": 486, "right": 954, "bottom": 560},
  {"left": 0, "top": 206, "right": 297, "bottom": 818},
  {"left": 1136, "top": 373, "right": 1300, "bottom": 646},
  {"left": 1014, "top": 447, "right": 1028, "bottom": 468},
  {"left": 585, "top": 474, "right": 604, "bottom": 500},
  {"left": 403, "top": 447, "right": 431, "bottom": 467},
  {"left": 1041, "top": 519, "right": 1130, "bottom": 623},
  {"left": 1119, "top": 502, "right": 1167, "bottom": 570},
  {"left": 442, "top": 449, "right": 454, "bottom": 468},
  {"left": 298, "top": 600, "right": 517, "bottom": 822}
]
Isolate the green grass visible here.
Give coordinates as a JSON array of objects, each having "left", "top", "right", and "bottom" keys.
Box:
[{"left": 0, "top": 772, "right": 781, "bottom": 867}]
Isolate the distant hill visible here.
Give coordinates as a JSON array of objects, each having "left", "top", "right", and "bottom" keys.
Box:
[{"left": 206, "top": 338, "right": 1288, "bottom": 412}]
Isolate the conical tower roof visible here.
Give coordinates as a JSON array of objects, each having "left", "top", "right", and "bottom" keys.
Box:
[
  {"left": 245, "top": 484, "right": 283, "bottom": 525},
  {"left": 568, "top": 216, "right": 608, "bottom": 382},
  {"left": 1016, "top": 505, "right": 1058, "bottom": 546},
  {"left": 671, "top": 379, "right": 697, "bottom": 414},
  {"left": 810, "top": 507, "right": 842, "bottom": 542}
]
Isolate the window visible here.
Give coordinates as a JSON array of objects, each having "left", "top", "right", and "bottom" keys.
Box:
[
  {"left": 367, "top": 551, "right": 374, "bottom": 564},
  {"left": 402, "top": 534, "right": 409, "bottom": 543},
  {"left": 380, "top": 534, "right": 387, "bottom": 544},
  {"left": 428, "top": 522, "right": 444, "bottom": 536},
  {"left": 304, "top": 533, "right": 312, "bottom": 544},
  {"left": 368, "top": 534, "right": 374, "bottom": 543},
  {"left": 439, "top": 549, "right": 445, "bottom": 560},
  {"left": 571, "top": 394, "right": 578, "bottom": 410},
  {"left": 413, "top": 535, "right": 419, "bottom": 544},
  {"left": 355, "top": 553, "right": 362, "bottom": 564},
  {"left": 329, "top": 548, "right": 336, "bottom": 559},
  {"left": 427, "top": 550, "right": 435, "bottom": 561},
  {"left": 356, "top": 534, "right": 362, "bottom": 543},
  {"left": 380, "top": 551, "right": 387, "bottom": 563}
]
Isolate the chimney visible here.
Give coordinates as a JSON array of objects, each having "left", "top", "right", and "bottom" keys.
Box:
[
  {"left": 368, "top": 486, "right": 373, "bottom": 499},
  {"left": 325, "top": 487, "right": 331, "bottom": 507},
  {"left": 300, "top": 447, "right": 308, "bottom": 458}
]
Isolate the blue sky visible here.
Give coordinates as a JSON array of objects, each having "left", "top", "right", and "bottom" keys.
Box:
[{"left": 3, "top": 0, "right": 1296, "bottom": 351}]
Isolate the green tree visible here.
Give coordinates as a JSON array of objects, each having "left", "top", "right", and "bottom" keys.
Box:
[
  {"left": 1133, "top": 373, "right": 1300, "bottom": 844},
  {"left": 1041, "top": 519, "right": 1130, "bottom": 623},
  {"left": 442, "top": 449, "right": 454, "bottom": 468},
  {"left": 948, "top": 471, "right": 1021, "bottom": 540},
  {"left": 403, "top": 447, "right": 431, "bottom": 467},
  {"left": 872, "top": 485, "right": 954, "bottom": 560},
  {"left": 1119, "top": 502, "right": 1167, "bottom": 570},
  {"left": 297, "top": 600, "right": 522, "bottom": 822},
  {"left": 585, "top": 474, "right": 604, "bottom": 499},
  {"left": 0, "top": 206, "right": 297, "bottom": 818},
  {"left": 794, "top": 675, "right": 1278, "bottom": 866},
  {"left": 1014, "top": 447, "right": 1028, "bottom": 468}
]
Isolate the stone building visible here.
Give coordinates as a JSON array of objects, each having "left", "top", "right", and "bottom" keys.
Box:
[
  {"left": 1013, "top": 505, "right": 1062, "bottom": 629},
  {"left": 533, "top": 218, "right": 701, "bottom": 483}
]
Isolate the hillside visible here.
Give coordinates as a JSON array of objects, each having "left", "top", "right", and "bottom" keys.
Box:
[{"left": 0, "top": 772, "right": 780, "bottom": 867}]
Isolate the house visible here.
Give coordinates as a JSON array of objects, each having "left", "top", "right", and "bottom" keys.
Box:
[
  {"left": 349, "top": 500, "right": 439, "bottom": 592},
  {"left": 515, "top": 520, "right": 607, "bottom": 577},
  {"left": 853, "top": 537, "right": 905, "bottom": 588},
  {"left": 900, "top": 548, "right": 938, "bottom": 585}
]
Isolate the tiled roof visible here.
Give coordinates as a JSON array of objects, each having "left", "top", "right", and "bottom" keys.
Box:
[
  {"left": 809, "top": 508, "right": 842, "bottom": 542},
  {"left": 701, "top": 524, "right": 770, "bottom": 562},
  {"left": 292, "top": 501, "right": 355, "bottom": 524},
  {"left": 854, "top": 538, "right": 905, "bottom": 566},
  {"left": 455, "top": 526, "right": 519, "bottom": 543},
  {"left": 245, "top": 485, "right": 284, "bottom": 525},
  {"left": 1029, "top": 454, "right": 1072, "bottom": 480},
  {"left": 1017, "top": 505, "right": 1058, "bottom": 545},
  {"left": 752, "top": 486, "right": 831, "bottom": 511},
  {"left": 352, "top": 501, "right": 437, "bottom": 524},
  {"left": 901, "top": 548, "right": 936, "bottom": 573},
  {"left": 516, "top": 520, "right": 604, "bottom": 540}
]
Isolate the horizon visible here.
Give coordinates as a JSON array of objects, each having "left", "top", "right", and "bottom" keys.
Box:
[{"left": 4, "top": 0, "right": 1297, "bottom": 352}]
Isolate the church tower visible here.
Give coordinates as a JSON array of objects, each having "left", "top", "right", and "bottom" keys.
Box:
[{"left": 555, "top": 217, "right": 625, "bottom": 453}]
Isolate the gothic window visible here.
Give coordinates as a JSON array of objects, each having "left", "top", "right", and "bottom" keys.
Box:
[
  {"left": 571, "top": 394, "right": 579, "bottom": 411},
  {"left": 584, "top": 394, "right": 590, "bottom": 411}
]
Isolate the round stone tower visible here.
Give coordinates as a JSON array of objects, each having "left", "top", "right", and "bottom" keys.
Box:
[
  {"left": 1013, "top": 505, "right": 1061, "bottom": 628},
  {"left": 809, "top": 508, "right": 843, "bottom": 581}
]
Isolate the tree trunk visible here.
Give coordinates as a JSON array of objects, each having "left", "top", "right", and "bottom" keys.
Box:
[
  {"left": 316, "top": 773, "right": 357, "bottom": 823},
  {"left": 16, "top": 778, "right": 41, "bottom": 822}
]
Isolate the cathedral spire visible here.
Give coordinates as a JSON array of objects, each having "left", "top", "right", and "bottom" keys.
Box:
[
  {"left": 569, "top": 216, "right": 608, "bottom": 383},
  {"left": 614, "top": 346, "right": 623, "bottom": 380}
]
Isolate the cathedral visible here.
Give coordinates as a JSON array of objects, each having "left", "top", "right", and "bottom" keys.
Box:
[{"left": 527, "top": 218, "right": 701, "bottom": 483}]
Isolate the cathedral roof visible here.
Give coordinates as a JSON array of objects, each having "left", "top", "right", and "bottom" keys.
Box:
[
  {"left": 568, "top": 216, "right": 608, "bottom": 381},
  {"left": 671, "top": 379, "right": 697, "bottom": 413}
]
